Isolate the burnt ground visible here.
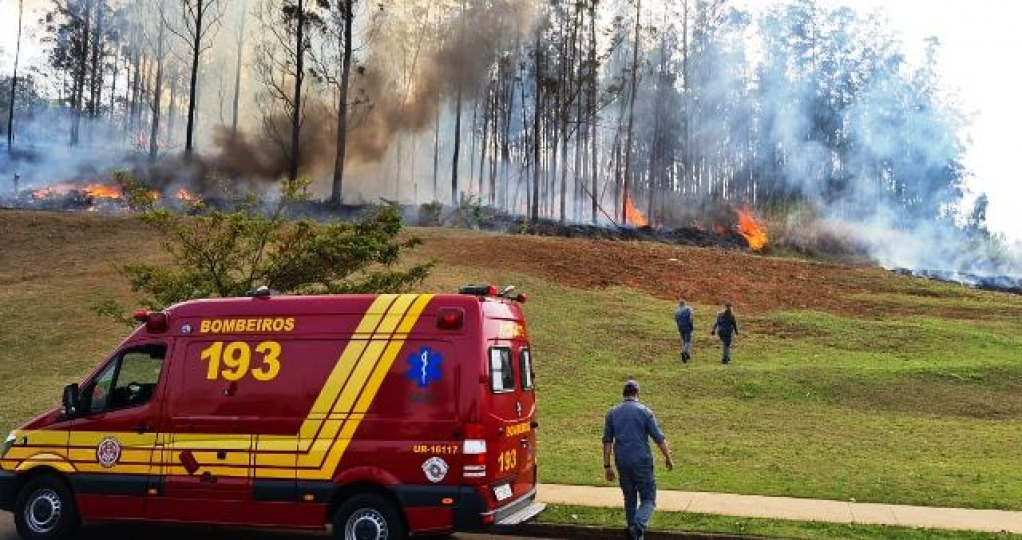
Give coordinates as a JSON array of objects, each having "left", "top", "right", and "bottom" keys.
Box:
[
  {"left": 2, "top": 208, "right": 1019, "bottom": 321},
  {"left": 411, "top": 228, "right": 1022, "bottom": 319}
]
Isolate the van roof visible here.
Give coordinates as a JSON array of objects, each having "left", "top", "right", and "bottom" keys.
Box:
[{"left": 165, "top": 293, "right": 521, "bottom": 319}]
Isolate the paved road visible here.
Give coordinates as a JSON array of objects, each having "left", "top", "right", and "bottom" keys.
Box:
[{"left": 0, "top": 512, "right": 544, "bottom": 540}]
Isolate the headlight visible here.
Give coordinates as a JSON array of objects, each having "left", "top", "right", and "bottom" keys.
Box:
[{"left": 0, "top": 432, "right": 15, "bottom": 459}]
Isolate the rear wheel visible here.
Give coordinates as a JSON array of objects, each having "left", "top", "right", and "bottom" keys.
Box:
[
  {"left": 332, "top": 493, "right": 407, "bottom": 540},
  {"left": 13, "top": 475, "right": 79, "bottom": 540}
]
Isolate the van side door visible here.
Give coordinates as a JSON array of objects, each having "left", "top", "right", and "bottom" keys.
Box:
[
  {"left": 149, "top": 337, "right": 253, "bottom": 524},
  {"left": 69, "top": 342, "right": 169, "bottom": 521}
]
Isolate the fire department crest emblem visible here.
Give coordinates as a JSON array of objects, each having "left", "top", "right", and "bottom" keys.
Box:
[
  {"left": 422, "top": 457, "right": 449, "bottom": 483},
  {"left": 96, "top": 437, "right": 122, "bottom": 468}
]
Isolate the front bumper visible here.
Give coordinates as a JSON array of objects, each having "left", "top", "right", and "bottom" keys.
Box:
[{"left": 0, "top": 471, "right": 17, "bottom": 511}]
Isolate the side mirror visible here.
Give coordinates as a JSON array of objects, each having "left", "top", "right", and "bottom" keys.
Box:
[{"left": 62, "top": 383, "right": 80, "bottom": 417}]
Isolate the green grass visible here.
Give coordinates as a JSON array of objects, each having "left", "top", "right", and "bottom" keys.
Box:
[
  {"left": 528, "top": 284, "right": 1021, "bottom": 510},
  {"left": 423, "top": 262, "right": 1022, "bottom": 511},
  {"left": 539, "top": 504, "right": 1021, "bottom": 539},
  {"left": 1, "top": 211, "right": 1021, "bottom": 535}
]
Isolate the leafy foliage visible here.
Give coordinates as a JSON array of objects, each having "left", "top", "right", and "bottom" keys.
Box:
[{"left": 114, "top": 177, "right": 432, "bottom": 312}]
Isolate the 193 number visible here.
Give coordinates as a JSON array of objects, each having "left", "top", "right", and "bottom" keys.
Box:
[
  {"left": 200, "top": 341, "right": 282, "bottom": 382},
  {"left": 497, "top": 449, "right": 518, "bottom": 472}
]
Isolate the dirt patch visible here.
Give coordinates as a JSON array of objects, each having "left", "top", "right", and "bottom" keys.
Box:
[
  {"left": 3, "top": 210, "right": 1020, "bottom": 321},
  {"left": 412, "top": 228, "right": 1022, "bottom": 318}
]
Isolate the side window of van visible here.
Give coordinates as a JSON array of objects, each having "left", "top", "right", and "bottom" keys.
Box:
[
  {"left": 520, "top": 349, "right": 534, "bottom": 390},
  {"left": 489, "top": 347, "right": 515, "bottom": 393},
  {"left": 86, "top": 344, "right": 166, "bottom": 415}
]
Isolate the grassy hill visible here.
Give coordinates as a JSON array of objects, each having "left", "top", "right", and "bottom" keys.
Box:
[{"left": 1, "top": 209, "right": 1020, "bottom": 512}]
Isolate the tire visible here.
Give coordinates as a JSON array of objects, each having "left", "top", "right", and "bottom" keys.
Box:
[
  {"left": 332, "top": 492, "right": 408, "bottom": 540},
  {"left": 13, "top": 475, "right": 80, "bottom": 540}
]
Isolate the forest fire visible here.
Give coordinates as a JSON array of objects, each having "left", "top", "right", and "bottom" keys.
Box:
[
  {"left": 83, "top": 184, "right": 123, "bottom": 200},
  {"left": 736, "top": 208, "right": 768, "bottom": 251},
  {"left": 623, "top": 192, "right": 648, "bottom": 227},
  {"left": 177, "top": 189, "right": 199, "bottom": 203},
  {"left": 32, "top": 182, "right": 123, "bottom": 201},
  {"left": 21, "top": 181, "right": 190, "bottom": 210}
]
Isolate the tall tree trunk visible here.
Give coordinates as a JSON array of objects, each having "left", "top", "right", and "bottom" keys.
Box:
[
  {"left": 128, "top": 50, "right": 140, "bottom": 134},
  {"left": 88, "top": 0, "right": 102, "bottom": 118},
  {"left": 184, "top": 1, "right": 205, "bottom": 154},
  {"left": 488, "top": 75, "right": 498, "bottom": 206},
  {"left": 149, "top": 18, "right": 166, "bottom": 163},
  {"left": 588, "top": 0, "right": 599, "bottom": 223},
  {"left": 288, "top": 0, "right": 306, "bottom": 181},
  {"left": 530, "top": 26, "right": 541, "bottom": 223},
  {"left": 450, "top": 0, "right": 467, "bottom": 205},
  {"left": 231, "top": 0, "right": 247, "bottom": 138},
  {"left": 621, "top": 0, "right": 642, "bottom": 225},
  {"left": 330, "top": 0, "right": 353, "bottom": 205},
  {"left": 469, "top": 98, "right": 478, "bottom": 194},
  {"left": 478, "top": 84, "right": 491, "bottom": 204},
  {"left": 108, "top": 49, "right": 119, "bottom": 119},
  {"left": 71, "top": 1, "right": 92, "bottom": 147},
  {"left": 432, "top": 92, "right": 440, "bottom": 201},
  {"left": 6, "top": 0, "right": 24, "bottom": 153},
  {"left": 167, "top": 73, "right": 178, "bottom": 148}
]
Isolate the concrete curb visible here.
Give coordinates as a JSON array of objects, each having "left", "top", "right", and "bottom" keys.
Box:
[{"left": 513, "top": 523, "right": 767, "bottom": 540}]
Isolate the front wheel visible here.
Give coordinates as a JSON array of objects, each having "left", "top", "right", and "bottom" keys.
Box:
[
  {"left": 332, "top": 493, "right": 407, "bottom": 540},
  {"left": 13, "top": 475, "right": 79, "bottom": 540}
]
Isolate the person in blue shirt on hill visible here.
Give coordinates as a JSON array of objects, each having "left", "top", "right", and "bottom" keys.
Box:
[
  {"left": 711, "top": 302, "right": 739, "bottom": 364},
  {"left": 603, "top": 379, "right": 674, "bottom": 540},
  {"left": 674, "top": 298, "right": 694, "bottom": 362}
]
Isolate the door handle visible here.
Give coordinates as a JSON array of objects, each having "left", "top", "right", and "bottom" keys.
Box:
[
  {"left": 134, "top": 423, "right": 151, "bottom": 434},
  {"left": 520, "top": 437, "right": 529, "bottom": 448}
]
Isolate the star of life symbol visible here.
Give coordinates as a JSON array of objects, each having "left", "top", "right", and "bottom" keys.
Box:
[
  {"left": 406, "top": 347, "right": 443, "bottom": 388},
  {"left": 422, "top": 457, "right": 449, "bottom": 483},
  {"left": 96, "top": 437, "right": 122, "bottom": 468}
]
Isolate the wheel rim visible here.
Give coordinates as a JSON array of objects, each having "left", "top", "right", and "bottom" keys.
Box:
[
  {"left": 24, "top": 488, "right": 62, "bottom": 534},
  {"left": 344, "top": 508, "right": 389, "bottom": 540}
]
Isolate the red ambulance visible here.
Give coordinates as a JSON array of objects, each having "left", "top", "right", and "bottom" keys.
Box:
[{"left": 0, "top": 287, "right": 543, "bottom": 539}]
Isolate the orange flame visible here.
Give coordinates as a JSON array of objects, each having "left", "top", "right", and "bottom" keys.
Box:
[
  {"left": 623, "top": 191, "right": 648, "bottom": 227},
  {"left": 31, "top": 183, "right": 76, "bottom": 199},
  {"left": 83, "top": 184, "right": 123, "bottom": 200},
  {"left": 176, "top": 189, "right": 199, "bottom": 202},
  {"left": 736, "top": 207, "right": 768, "bottom": 251}
]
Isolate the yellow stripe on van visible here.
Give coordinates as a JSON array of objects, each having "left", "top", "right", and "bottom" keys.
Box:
[
  {"left": 295, "top": 294, "right": 421, "bottom": 470},
  {"left": 302, "top": 294, "right": 434, "bottom": 479}
]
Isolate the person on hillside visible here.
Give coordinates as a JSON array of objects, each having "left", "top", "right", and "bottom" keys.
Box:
[
  {"left": 603, "top": 379, "right": 674, "bottom": 540},
  {"left": 711, "top": 303, "right": 739, "bottom": 364},
  {"left": 674, "top": 298, "right": 695, "bottom": 362}
]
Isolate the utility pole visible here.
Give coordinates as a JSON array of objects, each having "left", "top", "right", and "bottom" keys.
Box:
[{"left": 6, "top": 0, "right": 25, "bottom": 153}]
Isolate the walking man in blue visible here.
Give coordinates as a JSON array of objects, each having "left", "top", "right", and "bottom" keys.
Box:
[
  {"left": 711, "top": 302, "right": 739, "bottom": 364},
  {"left": 603, "top": 380, "right": 674, "bottom": 540},
  {"left": 674, "top": 298, "right": 694, "bottom": 362}
]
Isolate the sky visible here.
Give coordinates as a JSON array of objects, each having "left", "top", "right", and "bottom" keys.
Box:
[{"left": 1, "top": 0, "right": 1020, "bottom": 242}]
